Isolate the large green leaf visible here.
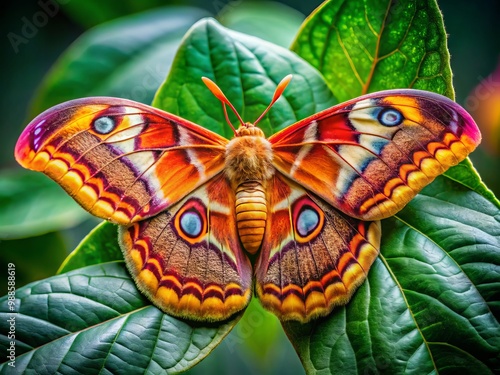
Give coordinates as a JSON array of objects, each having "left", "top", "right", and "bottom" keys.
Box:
[
  {"left": 58, "top": 220, "right": 290, "bottom": 370},
  {"left": 292, "top": 0, "right": 453, "bottom": 101},
  {"left": 54, "top": 220, "right": 304, "bottom": 375},
  {"left": 30, "top": 6, "right": 210, "bottom": 115},
  {"left": 0, "top": 169, "right": 88, "bottom": 239},
  {"left": 284, "top": 174, "right": 500, "bottom": 373},
  {"left": 152, "top": 18, "right": 336, "bottom": 138},
  {"left": 391, "top": 175, "right": 500, "bottom": 321},
  {"left": 0, "top": 262, "right": 239, "bottom": 374},
  {"left": 283, "top": 1, "right": 500, "bottom": 373}
]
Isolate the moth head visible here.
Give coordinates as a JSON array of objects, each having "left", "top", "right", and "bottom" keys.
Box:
[
  {"left": 202, "top": 75, "right": 292, "bottom": 138},
  {"left": 235, "top": 123, "right": 264, "bottom": 137}
]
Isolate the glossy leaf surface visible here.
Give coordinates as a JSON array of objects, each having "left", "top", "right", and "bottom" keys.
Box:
[
  {"left": 152, "top": 18, "right": 336, "bottom": 139},
  {"left": 57, "top": 222, "right": 121, "bottom": 274},
  {"left": 292, "top": 0, "right": 453, "bottom": 101},
  {"left": 0, "top": 263, "right": 239, "bottom": 374}
]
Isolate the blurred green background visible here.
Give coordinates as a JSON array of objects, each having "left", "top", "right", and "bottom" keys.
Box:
[{"left": 0, "top": 0, "right": 499, "bottom": 374}]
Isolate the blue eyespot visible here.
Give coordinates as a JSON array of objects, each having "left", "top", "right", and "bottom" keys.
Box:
[
  {"left": 180, "top": 211, "right": 202, "bottom": 238},
  {"left": 93, "top": 116, "right": 116, "bottom": 134},
  {"left": 378, "top": 108, "right": 403, "bottom": 127},
  {"left": 297, "top": 208, "right": 319, "bottom": 237}
]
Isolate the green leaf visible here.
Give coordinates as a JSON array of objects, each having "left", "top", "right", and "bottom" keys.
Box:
[
  {"left": 285, "top": 260, "right": 438, "bottom": 375},
  {"left": 30, "top": 6, "right": 211, "bottom": 115},
  {"left": 55, "top": 218, "right": 302, "bottom": 374},
  {"left": 219, "top": 1, "right": 305, "bottom": 48},
  {"left": 0, "top": 169, "right": 88, "bottom": 239},
  {"left": 57, "top": 221, "right": 122, "bottom": 274},
  {"left": 291, "top": 0, "right": 453, "bottom": 102},
  {"left": 444, "top": 158, "right": 500, "bottom": 209},
  {"left": 0, "top": 262, "right": 241, "bottom": 374},
  {"left": 393, "top": 175, "right": 500, "bottom": 321},
  {"left": 152, "top": 18, "right": 336, "bottom": 138}
]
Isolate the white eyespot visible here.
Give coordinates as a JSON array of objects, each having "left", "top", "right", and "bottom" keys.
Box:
[
  {"left": 378, "top": 108, "right": 403, "bottom": 127},
  {"left": 180, "top": 211, "right": 202, "bottom": 238},
  {"left": 93, "top": 116, "right": 116, "bottom": 134},
  {"left": 297, "top": 208, "right": 319, "bottom": 237}
]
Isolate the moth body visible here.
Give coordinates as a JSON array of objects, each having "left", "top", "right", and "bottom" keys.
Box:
[
  {"left": 234, "top": 181, "right": 267, "bottom": 254},
  {"left": 225, "top": 124, "right": 274, "bottom": 254}
]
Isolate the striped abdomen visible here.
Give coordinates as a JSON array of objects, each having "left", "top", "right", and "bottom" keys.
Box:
[{"left": 235, "top": 181, "right": 267, "bottom": 254}]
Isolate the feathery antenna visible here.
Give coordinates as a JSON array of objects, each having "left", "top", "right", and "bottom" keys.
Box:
[
  {"left": 254, "top": 75, "right": 293, "bottom": 126},
  {"left": 202, "top": 77, "right": 243, "bottom": 135},
  {"left": 202, "top": 74, "right": 293, "bottom": 133}
]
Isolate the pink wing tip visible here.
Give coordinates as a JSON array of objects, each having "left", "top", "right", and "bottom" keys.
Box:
[
  {"left": 456, "top": 104, "right": 482, "bottom": 146},
  {"left": 15, "top": 125, "right": 35, "bottom": 168},
  {"left": 408, "top": 89, "right": 482, "bottom": 147},
  {"left": 15, "top": 117, "right": 48, "bottom": 169}
]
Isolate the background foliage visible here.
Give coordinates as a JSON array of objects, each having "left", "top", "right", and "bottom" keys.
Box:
[{"left": 0, "top": 1, "right": 499, "bottom": 374}]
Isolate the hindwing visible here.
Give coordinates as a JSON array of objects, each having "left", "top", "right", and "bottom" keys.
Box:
[
  {"left": 119, "top": 175, "right": 252, "bottom": 321},
  {"left": 255, "top": 174, "right": 380, "bottom": 322}
]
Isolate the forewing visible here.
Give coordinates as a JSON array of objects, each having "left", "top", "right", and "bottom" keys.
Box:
[
  {"left": 119, "top": 175, "right": 252, "bottom": 321},
  {"left": 15, "top": 97, "right": 228, "bottom": 224},
  {"left": 255, "top": 174, "right": 380, "bottom": 323},
  {"left": 270, "top": 89, "right": 481, "bottom": 221}
]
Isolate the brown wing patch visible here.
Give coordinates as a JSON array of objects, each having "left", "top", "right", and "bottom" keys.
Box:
[
  {"left": 119, "top": 176, "right": 252, "bottom": 321},
  {"left": 255, "top": 175, "right": 380, "bottom": 322}
]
